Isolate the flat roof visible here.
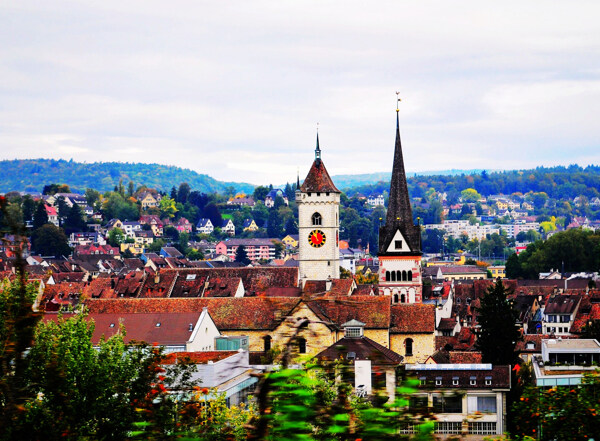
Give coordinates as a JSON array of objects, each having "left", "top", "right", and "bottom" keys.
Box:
[{"left": 543, "top": 339, "right": 600, "bottom": 352}]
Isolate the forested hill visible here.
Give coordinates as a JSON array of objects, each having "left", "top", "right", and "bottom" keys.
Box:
[
  {"left": 0, "top": 159, "right": 255, "bottom": 194},
  {"left": 344, "top": 165, "right": 600, "bottom": 200},
  {"left": 331, "top": 169, "right": 487, "bottom": 189}
]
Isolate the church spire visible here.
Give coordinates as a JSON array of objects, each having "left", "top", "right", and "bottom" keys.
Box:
[
  {"left": 386, "top": 93, "right": 413, "bottom": 226},
  {"left": 315, "top": 131, "right": 321, "bottom": 164}
]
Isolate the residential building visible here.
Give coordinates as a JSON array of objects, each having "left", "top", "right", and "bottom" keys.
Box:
[
  {"left": 196, "top": 218, "right": 214, "bottom": 235},
  {"left": 45, "top": 205, "right": 59, "bottom": 226},
  {"left": 221, "top": 219, "right": 235, "bottom": 236},
  {"left": 264, "top": 189, "right": 289, "bottom": 208},
  {"left": 532, "top": 339, "right": 600, "bottom": 387},
  {"left": 137, "top": 191, "right": 161, "bottom": 209},
  {"left": 216, "top": 238, "right": 278, "bottom": 262},
  {"left": 542, "top": 294, "right": 581, "bottom": 335},
  {"left": 242, "top": 219, "right": 259, "bottom": 232},
  {"left": 367, "top": 194, "right": 385, "bottom": 207},
  {"left": 405, "top": 364, "right": 511, "bottom": 437}
]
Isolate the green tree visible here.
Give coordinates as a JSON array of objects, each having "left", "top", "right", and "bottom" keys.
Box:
[
  {"left": 42, "top": 183, "right": 70, "bottom": 196},
  {"left": 460, "top": 188, "right": 482, "bottom": 202},
  {"left": 235, "top": 245, "right": 251, "bottom": 265},
  {"left": 474, "top": 279, "right": 521, "bottom": 365},
  {"left": 32, "top": 201, "right": 49, "bottom": 230},
  {"left": 31, "top": 224, "right": 71, "bottom": 257},
  {"left": 64, "top": 203, "right": 87, "bottom": 234},
  {"left": 159, "top": 196, "right": 178, "bottom": 219},
  {"left": 22, "top": 312, "right": 196, "bottom": 441},
  {"left": 253, "top": 185, "right": 270, "bottom": 202},
  {"left": 511, "top": 372, "right": 600, "bottom": 441},
  {"left": 177, "top": 182, "right": 191, "bottom": 204},
  {"left": 107, "top": 227, "right": 125, "bottom": 247},
  {"left": 21, "top": 195, "right": 36, "bottom": 222}
]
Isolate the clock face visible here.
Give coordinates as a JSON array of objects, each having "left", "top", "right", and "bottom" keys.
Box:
[{"left": 308, "top": 230, "right": 326, "bottom": 248}]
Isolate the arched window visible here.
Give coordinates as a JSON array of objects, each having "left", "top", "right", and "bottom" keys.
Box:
[
  {"left": 298, "top": 337, "right": 307, "bottom": 354},
  {"left": 408, "top": 270, "right": 413, "bottom": 281},
  {"left": 385, "top": 271, "right": 390, "bottom": 281},
  {"left": 393, "top": 293, "right": 399, "bottom": 304},
  {"left": 263, "top": 336, "right": 272, "bottom": 352},
  {"left": 400, "top": 294, "right": 406, "bottom": 303},
  {"left": 402, "top": 270, "right": 407, "bottom": 281},
  {"left": 312, "top": 212, "right": 322, "bottom": 226},
  {"left": 396, "top": 270, "right": 402, "bottom": 281},
  {"left": 391, "top": 271, "right": 396, "bottom": 282},
  {"left": 405, "top": 338, "right": 413, "bottom": 356}
]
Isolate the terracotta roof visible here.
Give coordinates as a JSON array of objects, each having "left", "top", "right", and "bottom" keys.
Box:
[
  {"left": 300, "top": 159, "right": 340, "bottom": 193},
  {"left": 203, "top": 277, "right": 242, "bottom": 298},
  {"left": 170, "top": 274, "right": 208, "bottom": 298},
  {"left": 83, "top": 278, "right": 115, "bottom": 299},
  {"left": 85, "top": 297, "right": 301, "bottom": 331},
  {"left": 163, "top": 351, "right": 238, "bottom": 365},
  {"left": 448, "top": 351, "right": 482, "bottom": 364},
  {"left": 316, "top": 336, "right": 402, "bottom": 365},
  {"left": 138, "top": 271, "right": 178, "bottom": 298},
  {"left": 544, "top": 295, "right": 581, "bottom": 314},
  {"left": 89, "top": 312, "right": 201, "bottom": 345},
  {"left": 437, "top": 318, "right": 456, "bottom": 331},
  {"left": 390, "top": 304, "right": 435, "bottom": 333},
  {"left": 352, "top": 284, "right": 374, "bottom": 296},
  {"left": 303, "top": 280, "right": 327, "bottom": 295},
  {"left": 263, "top": 287, "right": 302, "bottom": 297},
  {"left": 41, "top": 282, "right": 85, "bottom": 311},
  {"left": 308, "top": 296, "right": 391, "bottom": 329},
  {"left": 329, "top": 278, "right": 354, "bottom": 296}
]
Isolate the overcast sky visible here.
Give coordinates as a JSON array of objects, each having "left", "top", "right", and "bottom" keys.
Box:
[{"left": 2, "top": 1, "right": 600, "bottom": 186}]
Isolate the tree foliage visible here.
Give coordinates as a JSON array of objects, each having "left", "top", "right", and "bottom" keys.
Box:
[
  {"left": 474, "top": 278, "right": 521, "bottom": 365},
  {"left": 31, "top": 224, "right": 71, "bottom": 257}
]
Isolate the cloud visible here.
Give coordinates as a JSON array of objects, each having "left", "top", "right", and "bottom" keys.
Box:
[{"left": 1, "top": 1, "right": 599, "bottom": 184}]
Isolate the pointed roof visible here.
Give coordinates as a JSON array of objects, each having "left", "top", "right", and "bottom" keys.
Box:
[
  {"left": 379, "top": 110, "right": 421, "bottom": 256},
  {"left": 300, "top": 133, "right": 340, "bottom": 193}
]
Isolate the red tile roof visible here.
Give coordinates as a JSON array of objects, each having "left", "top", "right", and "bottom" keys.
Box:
[
  {"left": 316, "top": 336, "right": 402, "bottom": 365},
  {"left": 163, "top": 351, "right": 238, "bottom": 365},
  {"left": 203, "top": 277, "right": 242, "bottom": 298},
  {"left": 85, "top": 297, "right": 301, "bottom": 331},
  {"left": 308, "top": 296, "right": 391, "bottom": 329},
  {"left": 390, "top": 304, "right": 435, "bottom": 333},
  {"left": 300, "top": 159, "right": 340, "bottom": 193}
]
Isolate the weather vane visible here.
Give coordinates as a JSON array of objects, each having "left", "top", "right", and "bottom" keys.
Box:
[{"left": 396, "top": 91, "right": 401, "bottom": 112}]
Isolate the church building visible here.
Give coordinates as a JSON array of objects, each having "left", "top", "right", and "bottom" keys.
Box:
[
  {"left": 378, "top": 106, "right": 423, "bottom": 303},
  {"left": 296, "top": 134, "right": 340, "bottom": 287}
]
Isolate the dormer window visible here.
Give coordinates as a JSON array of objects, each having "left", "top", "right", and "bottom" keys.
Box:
[
  {"left": 452, "top": 376, "right": 459, "bottom": 386},
  {"left": 342, "top": 319, "right": 365, "bottom": 338},
  {"left": 485, "top": 376, "right": 492, "bottom": 386},
  {"left": 470, "top": 376, "right": 477, "bottom": 386},
  {"left": 346, "top": 327, "right": 362, "bottom": 338}
]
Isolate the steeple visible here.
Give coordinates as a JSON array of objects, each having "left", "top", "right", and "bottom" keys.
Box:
[
  {"left": 379, "top": 97, "right": 421, "bottom": 256},
  {"left": 315, "top": 132, "right": 321, "bottom": 164},
  {"left": 386, "top": 105, "right": 414, "bottom": 226}
]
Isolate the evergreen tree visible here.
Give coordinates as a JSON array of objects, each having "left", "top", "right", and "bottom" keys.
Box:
[
  {"left": 177, "top": 182, "right": 191, "bottom": 204},
  {"left": 235, "top": 245, "right": 251, "bottom": 265},
  {"left": 170, "top": 186, "right": 178, "bottom": 201},
  {"left": 127, "top": 181, "right": 134, "bottom": 197},
  {"left": 64, "top": 203, "right": 86, "bottom": 234},
  {"left": 33, "top": 201, "right": 49, "bottom": 229},
  {"left": 267, "top": 208, "right": 283, "bottom": 238},
  {"left": 31, "top": 224, "right": 71, "bottom": 257},
  {"left": 474, "top": 279, "right": 521, "bottom": 365}
]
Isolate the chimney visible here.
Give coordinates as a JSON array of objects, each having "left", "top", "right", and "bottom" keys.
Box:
[{"left": 326, "top": 276, "right": 332, "bottom": 292}]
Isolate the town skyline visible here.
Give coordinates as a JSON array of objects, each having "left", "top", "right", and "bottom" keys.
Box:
[{"left": 2, "top": 1, "right": 600, "bottom": 185}]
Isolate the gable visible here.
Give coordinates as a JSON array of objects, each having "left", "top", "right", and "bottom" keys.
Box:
[{"left": 386, "top": 229, "right": 412, "bottom": 253}]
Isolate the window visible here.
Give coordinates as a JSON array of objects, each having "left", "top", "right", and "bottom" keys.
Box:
[
  {"left": 263, "top": 336, "right": 272, "bottom": 352},
  {"left": 408, "top": 270, "right": 413, "bottom": 281},
  {"left": 395, "top": 240, "right": 402, "bottom": 249},
  {"left": 560, "top": 315, "right": 570, "bottom": 323},
  {"left": 391, "top": 271, "right": 396, "bottom": 282},
  {"left": 435, "top": 377, "right": 442, "bottom": 386},
  {"left": 409, "top": 395, "right": 428, "bottom": 412},
  {"left": 298, "top": 337, "right": 307, "bottom": 354},
  {"left": 393, "top": 293, "right": 399, "bottom": 304},
  {"left": 396, "top": 270, "right": 401, "bottom": 280},
  {"left": 312, "top": 212, "right": 322, "bottom": 226},
  {"left": 401, "top": 294, "right": 406, "bottom": 303},
  {"left": 452, "top": 377, "right": 459, "bottom": 386},
  {"left": 468, "top": 422, "right": 496, "bottom": 435},
  {"left": 435, "top": 422, "right": 462, "bottom": 434},
  {"left": 485, "top": 376, "right": 492, "bottom": 386},
  {"left": 470, "top": 376, "right": 477, "bottom": 386},
  {"left": 402, "top": 270, "right": 407, "bottom": 281},
  {"left": 345, "top": 327, "right": 362, "bottom": 338},
  {"left": 476, "top": 396, "right": 497, "bottom": 413},
  {"left": 405, "top": 338, "right": 413, "bottom": 356},
  {"left": 433, "top": 394, "right": 462, "bottom": 413}
]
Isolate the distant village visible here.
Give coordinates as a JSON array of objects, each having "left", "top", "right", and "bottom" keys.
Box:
[{"left": 1, "top": 119, "right": 600, "bottom": 438}]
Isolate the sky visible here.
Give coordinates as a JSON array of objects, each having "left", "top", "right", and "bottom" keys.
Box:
[{"left": 1, "top": 1, "right": 600, "bottom": 186}]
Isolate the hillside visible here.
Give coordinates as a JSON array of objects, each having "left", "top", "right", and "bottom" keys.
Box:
[
  {"left": 0, "top": 159, "right": 255, "bottom": 194},
  {"left": 331, "top": 169, "right": 489, "bottom": 190}
]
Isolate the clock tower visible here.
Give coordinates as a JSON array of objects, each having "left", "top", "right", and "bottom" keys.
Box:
[
  {"left": 378, "top": 104, "right": 423, "bottom": 303},
  {"left": 297, "top": 133, "right": 340, "bottom": 286}
]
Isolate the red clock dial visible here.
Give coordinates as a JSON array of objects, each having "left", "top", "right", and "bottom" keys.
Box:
[{"left": 308, "top": 230, "right": 326, "bottom": 248}]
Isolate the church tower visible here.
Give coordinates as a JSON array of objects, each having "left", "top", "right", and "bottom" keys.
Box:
[
  {"left": 297, "top": 133, "right": 340, "bottom": 286},
  {"left": 378, "top": 101, "right": 423, "bottom": 303}
]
